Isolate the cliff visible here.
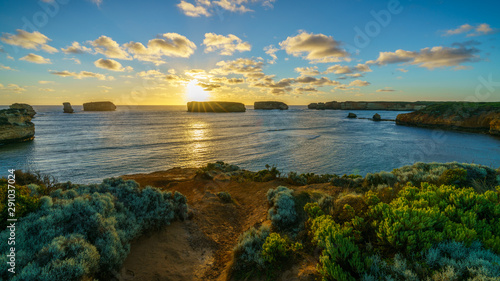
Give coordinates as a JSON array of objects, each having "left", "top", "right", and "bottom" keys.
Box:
[
  {"left": 83, "top": 101, "right": 116, "bottom": 111},
  {"left": 0, "top": 106, "right": 35, "bottom": 145},
  {"left": 254, "top": 101, "right": 288, "bottom": 110},
  {"left": 187, "top": 101, "right": 246, "bottom": 113},
  {"left": 396, "top": 102, "right": 500, "bottom": 135},
  {"left": 308, "top": 101, "right": 430, "bottom": 111}
]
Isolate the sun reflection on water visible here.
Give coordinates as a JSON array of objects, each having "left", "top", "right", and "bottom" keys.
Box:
[{"left": 184, "top": 121, "right": 212, "bottom": 167}]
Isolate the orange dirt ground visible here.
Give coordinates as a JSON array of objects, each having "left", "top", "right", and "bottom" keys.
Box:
[{"left": 119, "top": 168, "right": 324, "bottom": 281}]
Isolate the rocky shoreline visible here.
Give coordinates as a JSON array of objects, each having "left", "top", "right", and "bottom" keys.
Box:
[{"left": 396, "top": 102, "right": 500, "bottom": 136}]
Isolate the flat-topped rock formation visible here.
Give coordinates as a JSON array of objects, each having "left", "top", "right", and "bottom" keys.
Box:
[
  {"left": 0, "top": 104, "right": 35, "bottom": 145},
  {"left": 308, "top": 101, "right": 430, "bottom": 111},
  {"left": 396, "top": 102, "right": 500, "bottom": 135},
  {"left": 63, "top": 102, "right": 74, "bottom": 113},
  {"left": 187, "top": 101, "right": 246, "bottom": 113},
  {"left": 254, "top": 101, "right": 288, "bottom": 110},
  {"left": 10, "top": 103, "right": 36, "bottom": 117},
  {"left": 83, "top": 101, "right": 116, "bottom": 111}
]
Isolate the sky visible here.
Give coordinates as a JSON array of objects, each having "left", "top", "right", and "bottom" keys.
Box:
[{"left": 0, "top": 0, "right": 499, "bottom": 105}]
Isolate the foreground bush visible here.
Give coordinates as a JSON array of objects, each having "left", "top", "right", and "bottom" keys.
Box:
[
  {"left": 231, "top": 225, "right": 270, "bottom": 278},
  {"left": 0, "top": 178, "right": 188, "bottom": 281},
  {"left": 306, "top": 182, "right": 500, "bottom": 280},
  {"left": 267, "top": 186, "right": 298, "bottom": 232}
]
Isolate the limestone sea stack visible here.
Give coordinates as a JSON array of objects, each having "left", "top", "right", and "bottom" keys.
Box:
[
  {"left": 254, "top": 101, "right": 289, "bottom": 110},
  {"left": 347, "top": 113, "right": 357, "bottom": 118},
  {"left": 83, "top": 101, "right": 116, "bottom": 111},
  {"left": 63, "top": 102, "right": 74, "bottom": 113},
  {"left": 373, "top": 113, "right": 382, "bottom": 121},
  {"left": 0, "top": 104, "right": 35, "bottom": 145},
  {"left": 10, "top": 103, "right": 36, "bottom": 117},
  {"left": 396, "top": 102, "right": 500, "bottom": 135},
  {"left": 187, "top": 101, "right": 246, "bottom": 113}
]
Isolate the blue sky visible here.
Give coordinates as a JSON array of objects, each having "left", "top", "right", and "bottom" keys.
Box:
[{"left": 0, "top": 0, "right": 499, "bottom": 105}]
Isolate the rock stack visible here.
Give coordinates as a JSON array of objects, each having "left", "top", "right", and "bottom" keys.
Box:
[{"left": 63, "top": 102, "right": 74, "bottom": 113}]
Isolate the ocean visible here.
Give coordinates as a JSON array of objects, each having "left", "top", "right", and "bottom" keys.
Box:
[{"left": 1, "top": 105, "right": 499, "bottom": 184}]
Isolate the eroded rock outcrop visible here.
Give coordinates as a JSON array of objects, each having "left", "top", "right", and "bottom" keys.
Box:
[
  {"left": 0, "top": 105, "right": 35, "bottom": 145},
  {"left": 10, "top": 103, "right": 36, "bottom": 117},
  {"left": 396, "top": 102, "right": 500, "bottom": 135},
  {"left": 254, "top": 101, "right": 288, "bottom": 110},
  {"left": 83, "top": 101, "right": 116, "bottom": 111},
  {"left": 373, "top": 113, "right": 382, "bottom": 121},
  {"left": 63, "top": 102, "right": 74, "bottom": 113},
  {"left": 187, "top": 101, "right": 246, "bottom": 113},
  {"left": 347, "top": 113, "right": 357, "bottom": 118}
]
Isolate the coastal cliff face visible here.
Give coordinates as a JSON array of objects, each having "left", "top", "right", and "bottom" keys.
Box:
[
  {"left": 187, "top": 101, "right": 246, "bottom": 112},
  {"left": 83, "top": 101, "right": 116, "bottom": 111},
  {"left": 254, "top": 101, "right": 288, "bottom": 110},
  {"left": 396, "top": 102, "right": 500, "bottom": 135},
  {"left": 0, "top": 106, "right": 35, "bottom": 145},
  {"left": 308, "top": 101, "right": 428, "bottom": 111}
]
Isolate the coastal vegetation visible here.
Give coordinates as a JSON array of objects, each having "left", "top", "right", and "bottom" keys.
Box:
[
  {"left": 0, "top": 174, "right": 187, "bottom": 281},
  {"left": 2, "top": 161, "right": 500, "bottom": 280}
]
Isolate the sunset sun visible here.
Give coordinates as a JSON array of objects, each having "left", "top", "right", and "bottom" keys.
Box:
[{"left": 186, "top": 80, "right": 209, "bottom": 102}]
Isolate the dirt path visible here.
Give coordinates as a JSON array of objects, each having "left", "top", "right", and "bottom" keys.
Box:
[{"left": 119, "top": 169, "right": 277, "bottom": 281}]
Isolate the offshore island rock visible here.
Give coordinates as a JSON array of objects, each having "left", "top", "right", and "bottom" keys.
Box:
[
  {"left": 83, "top": 101, "right": 116, "bottom": 111},
  {"left": 254, "top": 101, "right": 288, "bottom": 110},
  {"left": 187, "top": 101, "right": 246, "bottom": 113},
  {"left": 63, "top": 102, "right": 74, "bottom": 113}
]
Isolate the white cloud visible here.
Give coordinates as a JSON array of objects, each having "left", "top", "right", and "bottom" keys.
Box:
[
  {"left": 177, "top": 0, "right": 275, "bottom": 17},
  {"left": 20, "top": 53, "right": 52, "bottom": 64},
  {"left": 0, "top": 83, "right": 26, "bottom": 93},
  {"left": 279, "top": 31, "right": 349, "bottom": 63},
  {"left": 203, "top": 33, "right": 251, "bottom": 56},
  {"left": 177, "top": 0, "right": 211, "bottom": 17},
  {"left": 295, "top": 66, "right": 319, "bottom": 76},
  {"left": 61, "top": 42, "right": 92, "bottom": 54},
  {"left": 90, "top": 36, "right": 131, "bottom": 60},
  {"left": 368, "top": 46, "right": 479, "bottom": 70},
  {"left": 125, "top": 33, "right": 196, "bottom": 65},
  {"left": 0, "top": 64, "right": 16, "bottom": 71},
  {"left": 38, "top": 80, "right": 55, "bottom": 84},
  {"left": 264, "top": 45, "right": 279, "bottom": 63},
  {"left": 94, "top": 58, "right": 127, "bottom": 71},
  {"left": 348, "top": 80, "right": 370, "bottom": 87},
  {"left": 443, "top": 23, "right": 497, "bottom": 37},
  {"left": 1, "top": 29, "right": 58, "bottom": 53},
  {"left": 50, "top": 70, "right": 114, "bottom": 80}
]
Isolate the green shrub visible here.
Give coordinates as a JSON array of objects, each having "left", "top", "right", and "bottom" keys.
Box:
[
  {"left": 438, "top": 168, "right": 467, "bottom": 186},
  {"left": 309, "top": 215, "right": 366, "bottom": 281},
  {"left": 217, "top": 191, "right": 233, "bottom": 203},
  {"left": 232, "top": 225, "right": 270, "bottom": 278},
  {"left": 261, "top": 233, "right": 302, "bottom": 264},
  {"left": 370, "top": 183, "right": 500, "bottom": 255},
  {"left": 0, "top": 181, "right": 40, "bottom": 230},
  {"left": 363, "top": 241, "right": 500, "bottom": 280},
  {"left": 267, "top": 186, "right": 297, "bottom": 231},
  {"left": 0, "top": 178, "right": 188, "bottom": 280}
]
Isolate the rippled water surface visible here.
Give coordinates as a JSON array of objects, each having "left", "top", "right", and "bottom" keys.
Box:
[{"left": 1, "top": 105, "right": 499, "bottom": 183}]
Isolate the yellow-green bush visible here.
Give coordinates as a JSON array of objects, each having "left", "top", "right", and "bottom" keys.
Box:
[{"left": 370, "top": 183, "right": 500, "bottom": 254}]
